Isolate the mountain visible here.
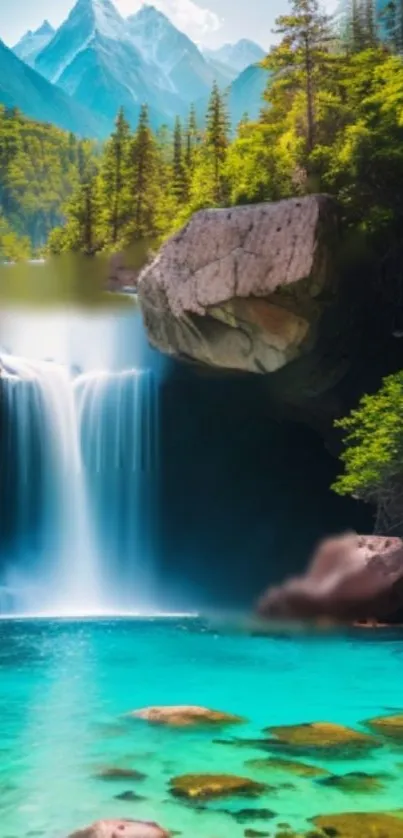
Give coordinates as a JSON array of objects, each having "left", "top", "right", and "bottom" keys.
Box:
[
  {"left": 127, "top": 5, "right": 227, "bottom": 101},
  {"left": 13, "top": 21, "right": 55, "bottom": 66},
  {"left": 34, "top": 0, "right": 182, "bottom": 128},
  {"left": 204, "top": 39, "right": 266, "bottom": 75},
  {"left": 228, "top": 63, "right": 268, "bottom": 126},
  {"left": 0, "top": 37, "right": 109, "bottom": 137}
]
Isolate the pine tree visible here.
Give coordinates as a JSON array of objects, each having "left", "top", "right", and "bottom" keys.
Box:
[
  {"left": 126, "top": 104, "right": 161, "bottom": 240},
  {"left": 271, "top": 0, "right": 332, "bottom": 154},
  {"left": 173, "top": 117, "right": 188, "bottom": 204},
  {"left": 185, "top": 104, "right": 198, "bottom": 170},
  {"left": 383, "top": 0, "right": 403, "bottom": 52},
  {"left": 205, "top": 82, "right": 230, "bottom": 203},
  {"left": 97, "top": 107, "right": 131, "bottom": 246}
]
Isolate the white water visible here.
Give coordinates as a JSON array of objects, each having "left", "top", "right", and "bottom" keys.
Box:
[{"left": 0, "top": 312, "right": 159, "bottom": 615}]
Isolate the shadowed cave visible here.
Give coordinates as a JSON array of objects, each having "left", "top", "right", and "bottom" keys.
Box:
[{"left": 155, "top": 361, "right": 372, "bottom": 611}]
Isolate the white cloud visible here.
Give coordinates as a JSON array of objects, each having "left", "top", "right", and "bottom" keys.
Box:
[{"left": 115, "top": 0, "right": 222, "bottom": 41}]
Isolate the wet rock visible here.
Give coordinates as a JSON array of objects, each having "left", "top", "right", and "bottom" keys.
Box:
[
  {"left": 365, "top": 713, "right": 403, "bottom": 741},
  {"left": 169, "top": 773, "right": 266, "bottom": 801},
  {"left": 258, "top": 533, "right": 403, "bottom": 624},
  {"left": 130, "top": 706, "right": 244, "bottom": 728},
  {"left": 68, "top": 819, "right": 169, "bottom": 838},
  {"left": 95, "top": 767, "right": 147, "bottom": 782},
  {"left": 262, "top": 722, "right": 378, "bottom": 758},
  {"left": 317, "top": 771, "right": 385, "bottom": 793},
  {"left": 312, "top": 812, "right": 403, "bottom": 837},
  {"left": 244, "top": 831, "right": 271, "bottom": 837},
  {"left": 114, "top": 791, "right": 147, "bottom": 802},
  {"left": 245, "top": 757, "right": 329, "bottom": 778}
]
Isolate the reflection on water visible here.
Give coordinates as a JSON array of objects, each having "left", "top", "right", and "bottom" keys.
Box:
[{"left": 0, "top": 243, "right": 153, "bottom": 308}]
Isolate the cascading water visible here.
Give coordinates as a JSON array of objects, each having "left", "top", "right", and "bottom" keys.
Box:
[{"left": 0, "top": 310, "right": 159, "bottom": 616}]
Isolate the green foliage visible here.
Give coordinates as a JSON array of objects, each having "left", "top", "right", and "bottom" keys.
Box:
[
  {"left": 0, "top": 212, "right": 31, "bottom": 261},
  {"left": 0, "top": 106, "right": 93, "bottom": 252},
  {"left": 333, "top": 372, "right": 403, "bottom": 505}
]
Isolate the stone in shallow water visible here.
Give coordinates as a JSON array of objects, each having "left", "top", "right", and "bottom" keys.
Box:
[
  {"left": 244, "top": 831, "right": 271, "bottom": 837},
  {"left": 312, "top": 812, "right": 403, "bottom": 837},
  {"left": 68, "top": 820, "right": 169, "bottom": 838},
  {"left": 95, "top": 767, "right": 147, "bottom": 782},
  {"left": 169, "top": 773, "right": 266, "bottom": 800},
  {"left": 365, "top": 713, "right": 403, "bottom": 740},
  {"left": 263, "top": 723, "right": 378, "bottom": 757},
  {"left": 245, "top": 757, "right": 329, "bottom": 778},
  {"left": 229, "top": 808, "right": 277, "bottom": 824},
  {"left": 114, "top": 791, "right": 147, "bottom": 802},
  {"left": 129, "top": 705, "right": 245, "bottom": 727},
  {"left": 317, "top": 771, "right": 385, "bottom": 793}
]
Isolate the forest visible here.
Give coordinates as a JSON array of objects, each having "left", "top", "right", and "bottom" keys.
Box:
[{"left": 1, "top": 0, "right": 402, "bottom": 262}]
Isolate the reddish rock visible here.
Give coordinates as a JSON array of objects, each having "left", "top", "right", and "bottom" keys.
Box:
[
  {"left": 68, "top": 820, "right": 169, "bottom": 838},
  {"left": 257, "top": 533, "right": 403, "bottom": 623}
]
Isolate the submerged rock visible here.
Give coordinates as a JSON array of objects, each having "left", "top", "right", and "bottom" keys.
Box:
[
  {"left": 365, "top": 713, "right": 403, "bottom": 740},
  {"left": 169, "top": 773, "right": 266, "bottom": 800},
  {"left": 317, "top": 771, "right": 385, "bottom": 793},
  {"left": 312, "top": 812, "right": 403, "bottom": 837},
  {"left": 229, "top": 808, "right": 277, "bottom": 823},
  {"left": 114, "top": 791, "right": 147, "bottom": 802},
  {"left": 130, "top": 705, "right": 244, "bottom": 727},
  {"left": 262, "top": 722, "right": 378, "bottom": 758},
  {"left": 68, "top": 820, "right": 169, "bottom": 838},
  {"left": 245, "top": 757, "right": 329, "bottom": 778},
  {"left": 258, "top": 533, "right": 403, "bottom": 624},
  {"left": 95, "top": 767, "right": 147, "bottom": 781}
]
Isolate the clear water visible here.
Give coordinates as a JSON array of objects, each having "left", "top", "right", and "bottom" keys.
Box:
[{"left": 1, "top": 618, "right": 403, "bottom": 838}]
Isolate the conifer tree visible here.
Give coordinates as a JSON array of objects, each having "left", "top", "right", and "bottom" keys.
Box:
[
  {"left": 97, "top": 107, "right": 131, "bottom": 245},
  {"left": 126, "top": 104, "right": 161, "bottom": 240},
  {"left": 173, "top": 117, "right": 188, "bottom": 204},
  {"left": 270, "top": 0, "right": 332, "bottom": 154},
  {"left": 205, "top": 82, "right": 230, "bottom": 203},
  {"left": 185, "top": 104, "right": 199, "bottom": 170}
]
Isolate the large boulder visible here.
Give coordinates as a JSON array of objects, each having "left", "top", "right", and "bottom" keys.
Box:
[
  {"left": 139, "top": 196, "right": 340, "bottom": 379},
  {"left": 257, "top": 533, "right": 403, "bottom": 623}
]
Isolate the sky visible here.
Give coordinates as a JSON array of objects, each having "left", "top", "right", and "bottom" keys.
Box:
[{"left": 0, "top": 0, "right": 338, "bottom": 49}]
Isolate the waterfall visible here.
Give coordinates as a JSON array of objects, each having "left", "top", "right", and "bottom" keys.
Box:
[{"left": 0, "top": 354, "right": 157, "bottom": 616}]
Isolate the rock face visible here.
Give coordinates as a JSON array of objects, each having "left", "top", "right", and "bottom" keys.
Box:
[
  {"left": 68, "top": 820, "right": 169, "bottom": 838},
  {"left": 139, "top": 197, "right": 340, "bottom": 384},
  {"left": 257, "top": 533, "right": 403, "bottom": 623},
  {"left": 130, "top": 705, "right": 244, "bottom": 727}
]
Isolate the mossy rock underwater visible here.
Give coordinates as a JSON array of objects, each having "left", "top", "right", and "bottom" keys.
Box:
[
  {"left": 262, "top": 723, "right": 379, "bottom": 758},
  {"left": 312, "top": 812, "right": 403, "bottom": 837},
  {"left": 169, "top": 774, "right": 267, "bottom": 800},
  {"left": 130, "top": 705, "right": 245, "bottom": 728},
  {"left": 364, "top": 713, "right": 403, "bottom": 741},
  {"left": 245, "top": 757, "right": 329, "bottom": 778},
  {"left": 316, "top": 771, "right": 385, "bottom": 793}
]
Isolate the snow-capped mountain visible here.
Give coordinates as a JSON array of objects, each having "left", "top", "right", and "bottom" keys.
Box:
[
  {"left": 0, "top": 37, "right": 108, "bottom": 137},
  {"left": 35, "top": 0, "right": 127, "bottom": 84},
  {"left": 127, "top": 5, "right": 227, "bottom": 101},
  {"left": 13, "top": 20, "right": 55, "bottom": 67},
  {"left": 7, "top": 0, "right": 269, "bottom": 134},
  {"left": 228, "top": 63, "right": 267, "bottom": 126},
  {"left": 33, "top": 0, "right": 182, "bottom": 128},
  {"left": 204, "top": 39, "right": 266, "bottom": 74}
]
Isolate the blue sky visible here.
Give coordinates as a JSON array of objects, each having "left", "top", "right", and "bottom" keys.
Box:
[{"left": 1, "top": 0, "right": 338, "bottom": 49}]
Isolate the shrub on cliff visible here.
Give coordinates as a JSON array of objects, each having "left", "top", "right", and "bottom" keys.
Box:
[{"left": 333, "top": 372, "right": 403, "bottom": 531}]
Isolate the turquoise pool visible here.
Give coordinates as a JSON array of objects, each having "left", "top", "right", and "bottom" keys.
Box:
[{"left": 1, "top": 617, "right": 403, "bottom": 837}]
